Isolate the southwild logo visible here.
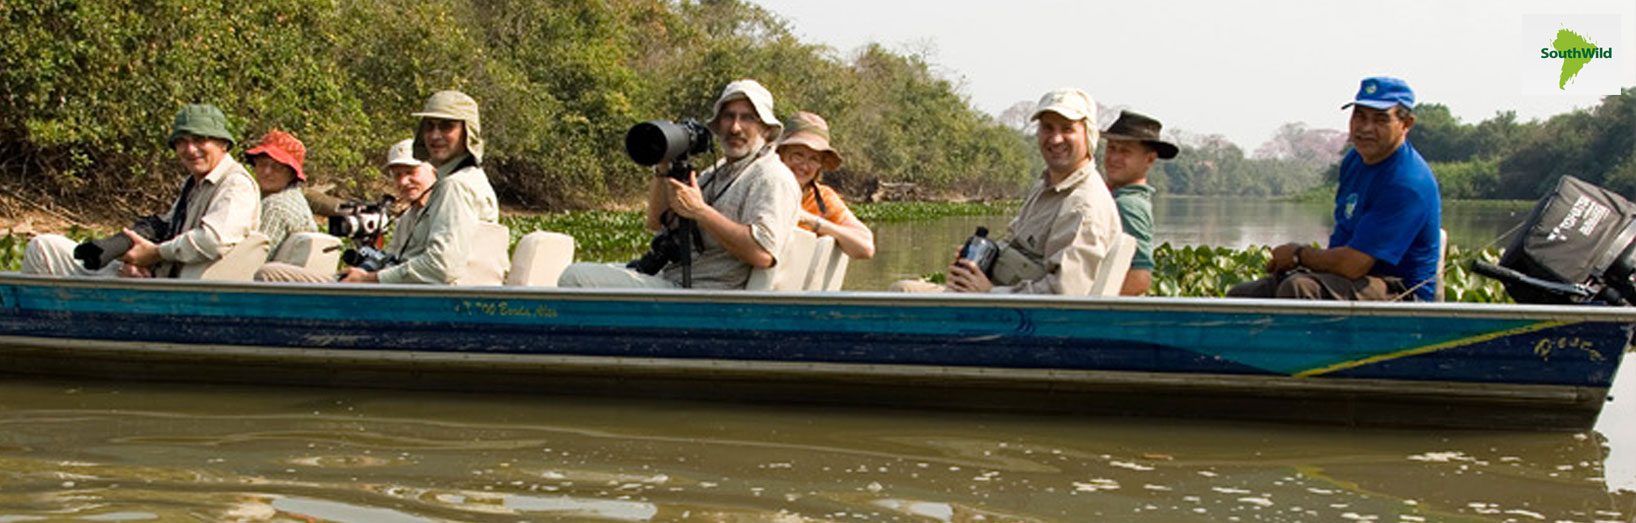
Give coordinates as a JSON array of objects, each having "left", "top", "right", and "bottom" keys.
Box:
[{"left": 1540, "top": 28, "right": 1614, "bottom": 90}]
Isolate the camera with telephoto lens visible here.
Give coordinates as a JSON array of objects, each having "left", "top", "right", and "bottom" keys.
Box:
[
  {"left": 73, "top": 214, "right": 172, "bottom": 271},
  {"left": 624, "top": 119, "right": 712, "bottom": 179},
  {"left": 622, "top": 119, "right": 712, "bottom": 283},
  {"left": 341, "top": 245, "right": 402, "bottom": 273},
  {"left": 328, "top": 195, "right": 395, "bottom": 242}
]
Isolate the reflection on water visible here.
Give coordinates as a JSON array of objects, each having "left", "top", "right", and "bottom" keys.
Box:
[
  {"left": 850, "top": 197, "right": 1533, "bottom": 290},
  {"left": 1, "top": 367, "right": 1634, "bottom": 522}
]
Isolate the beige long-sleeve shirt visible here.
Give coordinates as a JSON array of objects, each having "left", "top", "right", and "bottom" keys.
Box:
[
  {"left": 994, "top": 162, "right": 1122, "bottom": 295},
  {"left": 377, "top": 156, "right": 500, "bottom": 284},
  {"left": 155, "top": 156, "right": 261, "bottom": 274}
]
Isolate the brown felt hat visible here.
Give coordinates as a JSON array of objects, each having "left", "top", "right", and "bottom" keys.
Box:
[{"left": 1103, "top": 110, "right": 1178, "bottom": 160}]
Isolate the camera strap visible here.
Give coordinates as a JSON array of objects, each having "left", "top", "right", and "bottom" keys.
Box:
[{"left": 163, "top": 176, "right": 199, "bottom": 278}]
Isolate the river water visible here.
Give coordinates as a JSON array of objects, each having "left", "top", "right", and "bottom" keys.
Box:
[{"left": 6, "top": 198, "right": 1632, "bottom": 522}]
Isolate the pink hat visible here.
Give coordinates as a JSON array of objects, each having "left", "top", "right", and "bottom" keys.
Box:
[{"left": 244, "top": 130, "right": 307, "bottom": 182}]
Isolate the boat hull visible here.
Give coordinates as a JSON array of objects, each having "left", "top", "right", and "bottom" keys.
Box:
[{"left": 1, "top": 274, "right": 1630, "bottom": 429}]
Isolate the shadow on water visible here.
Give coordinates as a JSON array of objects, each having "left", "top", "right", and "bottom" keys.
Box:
[{"left": 1, "top": 363, "right": 1635, "bottom": 522}]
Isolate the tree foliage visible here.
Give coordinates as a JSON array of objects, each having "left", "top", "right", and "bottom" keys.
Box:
[{"left": 0, "top": 0, "right": 1033, "bottom": 218}]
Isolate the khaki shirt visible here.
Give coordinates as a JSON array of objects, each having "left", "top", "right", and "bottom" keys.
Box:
[
  {"left": 995, "top": 162, "right": 1122, "bottom": 295},
  {"left": 156, "top": 156, "right": 261, "bottom": 274},
  {"left": 378, "top": 156, "right": 501, "bottom": 284},
  {"left": 660, "top": 148, "right": 800, "bottom": 289}
]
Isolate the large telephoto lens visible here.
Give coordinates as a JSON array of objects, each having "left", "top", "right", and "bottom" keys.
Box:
[{"left": 625, "top": 121, "right": 694, "bottom": 167}]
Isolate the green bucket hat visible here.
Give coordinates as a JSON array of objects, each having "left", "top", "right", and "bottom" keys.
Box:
[
  {"left": 411, "top": 90, "right": 483, "bottom": 164},
  {"left": 167, "top": 104, "right": 236, "bottom": 148}
]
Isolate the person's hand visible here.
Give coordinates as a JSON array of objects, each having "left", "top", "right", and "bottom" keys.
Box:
[
  {"left": 666, "top": 170, "right": 708, "bottom": 220},
  {"left": 337, "top": 268, "right": 379, "bottom": 283},
  {"left": 1267, "top": 243, "right": 1302, "bottom": 273},
  {"left": 947, "top": 259, "right": 993, "bottom": 293},
  {"left": 119, "top": 228, "right": 162, "bottom": 267},
  {"left": 117, "top": 262, "right": 153, "bottom": 279},
  {"left": 798, "top": 210, "right": 824, "bottom": 232}
]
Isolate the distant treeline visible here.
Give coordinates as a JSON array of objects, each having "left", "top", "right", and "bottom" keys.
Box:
[
  {"left": 0, "top": 0, "right": 1033, "bottom": 217},
  {"left": 1149, "top": 89, "right": 1635, "bottom": 200}
]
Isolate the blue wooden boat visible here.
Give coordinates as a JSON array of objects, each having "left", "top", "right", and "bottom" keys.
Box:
[{"left": 0, "top": 272, "right": 1630, "bottom": 430}]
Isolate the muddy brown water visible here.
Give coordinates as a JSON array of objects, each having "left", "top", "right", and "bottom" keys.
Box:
[
  {"left": 5, "top": 197, "right": 1618, "bottom": 522},
  {"left": 0, "top": 361, "right": 1633, "bottom": 521}
]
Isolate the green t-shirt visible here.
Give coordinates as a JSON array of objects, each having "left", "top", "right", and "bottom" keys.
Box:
[{"left": 1112, "top": 183, "right": 1155, "bottom": 270}]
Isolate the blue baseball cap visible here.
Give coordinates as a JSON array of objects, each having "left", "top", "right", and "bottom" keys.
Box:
[{"left": 1341, "top": 76, "right": 1415, "bottom": 111}]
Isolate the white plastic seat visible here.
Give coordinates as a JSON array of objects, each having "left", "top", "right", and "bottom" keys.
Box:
[
  {"left": 179, "top": 231, "right": 271, "bottom": 281},
  {"left": 270, "top": 232, "right": 343, "bottom": 273},
  {"left": 818, "top": 246, "right": 851, "bottom": 291},
  {"left": 1088, "top": 232, "right": 1138, "bottom": 297},
  {"left": 747, "top": 228, "right": 819, "bottom": 291},
  {"left": 453, "top": 222, "right": 511, "bottom": 286},
  {"left": 801, "top": 236, "right": 837, "bottom": 291},
  {"left": 505, "top": 231, "right": 575, "bottom": 287},
  {"left": 1434, "top": 228, "right": 1449, "bottom": 301}
]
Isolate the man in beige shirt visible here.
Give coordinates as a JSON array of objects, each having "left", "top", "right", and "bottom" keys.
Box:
[
  {"left": 22, "top": 104, "right": 260, "bottom": 278},
  {"left": 894, "top": 88, "right": 1122, "bottom": 295},
  {"left": 558, "top": 79, "right": 801, "bottom": 289}
]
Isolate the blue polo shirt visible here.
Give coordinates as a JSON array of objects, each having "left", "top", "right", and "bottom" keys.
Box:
[{"left": 1329, "top": 141, "right": 1442, "bottom": 301}]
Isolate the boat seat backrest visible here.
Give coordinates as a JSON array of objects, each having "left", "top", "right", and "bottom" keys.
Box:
[
  {"left": 801, "top": 236, "right": 837, "bottom": 291},
  {"left": 818, "top": 244, "right": 851, "bottom": 291},
  {"left": 452, "top": 222, "right": 511, "bottom": 287},
  {"left": 1088, "top": 232, "right": 1138, "bottom": 297},
  {"left": 505, "top": 231, "right": 575, "bottom": 287},
  {"left": 746, "top": 228, "right": 819, "bottom": 291},
  {"left": 271, "top": 232, "right": 343, "bottom": 272},
  {"left": 178, "top": 231, "right": 272, "bottom": 281},
  {"left": 1434, "top": 228, "right": 1449, "bottom": 301}
]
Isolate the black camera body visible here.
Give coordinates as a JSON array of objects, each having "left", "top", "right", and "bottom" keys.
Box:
[
  {"left": 623, "top": 119, "right": 713, "bottom": 286},
  {"left": 342, "top": 245, "right": 401, "bottom": 273},
  {"left": 73, "top": 214, "right": 172, "bottom": 271},
  {"left": 328, "top": 195, "right": 395, "bottom": 243}
]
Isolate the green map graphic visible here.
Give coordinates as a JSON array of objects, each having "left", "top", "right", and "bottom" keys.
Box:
[{"left": 1553, "top": 29, "right": 1597, "bottom": 90}]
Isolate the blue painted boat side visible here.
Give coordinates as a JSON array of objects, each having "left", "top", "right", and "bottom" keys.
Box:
[{"left": 2, "top": 280, "right": 1626, "bottom": 388}]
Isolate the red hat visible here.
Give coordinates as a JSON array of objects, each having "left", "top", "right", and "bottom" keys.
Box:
[{"left": 245, "top": 130, "right": 307, "bottom": 182}]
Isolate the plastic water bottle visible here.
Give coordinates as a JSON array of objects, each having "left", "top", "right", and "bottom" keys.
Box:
[{"left": 959, "top": 226, "right": 999, "bottom": 276}]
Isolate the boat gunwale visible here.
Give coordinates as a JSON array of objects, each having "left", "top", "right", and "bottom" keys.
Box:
[{"left": 4, "top": 272, "right": 1634, "bottom": 323}]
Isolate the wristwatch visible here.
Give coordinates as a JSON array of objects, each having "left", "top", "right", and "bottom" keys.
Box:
[{"left": 1293, "top": 246, "right": 1307, "bottom": 268}]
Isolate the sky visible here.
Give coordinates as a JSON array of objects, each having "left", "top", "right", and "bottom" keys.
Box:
[{"left": 749, "top": 0, "right": 1636, "bottom": 150}]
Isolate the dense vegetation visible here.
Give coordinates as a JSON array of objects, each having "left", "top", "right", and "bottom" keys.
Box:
[
  {"left": 0, "top": 0, "right": 1033, "bottom": 222},
  {"left": 1411, "top": 91, "right": 1636, "bottom": 199},
  {"left": 1148, "top": 89, "right": 1636, "bottom": 201}
]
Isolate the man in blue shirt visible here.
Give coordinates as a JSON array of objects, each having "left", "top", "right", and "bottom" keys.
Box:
[{"left": 1228, "top": 76, "right": 1442, "bottom": 301}]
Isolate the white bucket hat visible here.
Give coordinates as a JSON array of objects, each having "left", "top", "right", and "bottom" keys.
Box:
[
  {"left": 708, "top": 79, "right": 782, "bottom": 142},
  {"left": 384, "top": 138, "right": 422, "bottom": 169}
]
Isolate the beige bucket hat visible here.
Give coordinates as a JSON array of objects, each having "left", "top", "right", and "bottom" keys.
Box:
[
  {"left": 1030, "top": 88, "right": 1100, "bottom": 156},
  {"left": 708, "top": 79, "right": 782, "bottom": 142},
  {"left": 776, "top": 111, "right": 843, "bottom": 172},
  {"left": 412, "top": 90, "right": 484, "bottom": 164}
]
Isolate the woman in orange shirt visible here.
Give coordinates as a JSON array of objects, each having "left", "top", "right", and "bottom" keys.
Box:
[{"left": 775, "top": 112, "right": 875, "bottom": 259}]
